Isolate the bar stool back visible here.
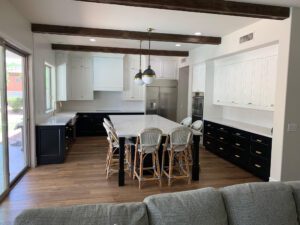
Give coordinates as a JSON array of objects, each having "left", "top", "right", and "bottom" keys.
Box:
[
  {"left": 162, "top": 126, "right": 193, "bottom": 186},
  {"left": 133, "top": 128, "right": 163, "bottom": 189}
]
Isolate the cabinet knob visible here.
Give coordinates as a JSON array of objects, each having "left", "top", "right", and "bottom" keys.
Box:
[
  {"left": 219, "top": 137, "right": 224, "bottom": 140},
  {"left": 235, "top": 154, "right": 241, "bottom": 158},
  {"left": 206, "top": 141, "right": 211, "bottom": 145},
  {"left": 256, "top": 139, "right": 262, "bottom": 143},
  {"left": 255, "top": 151, "right": 262, "bottom": 155},
  {"left": 236, "top": 133, "right": 241, "bottom": 136},
  {"left": 235, "top": 143, "right": 241, "bottom": 147},
  {"left": 248, "top": 102, "right": 252, "bottom": 105},
  {"left": 219, "top": 147, "right": 224, "bottom": 151},
  {"left": 254, "top": 164, "right": 262, "bottom": 168}
]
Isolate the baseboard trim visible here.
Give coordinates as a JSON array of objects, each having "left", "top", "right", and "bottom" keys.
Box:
[{"left": 269, "top": 177, "right": 279, "bottom": 182}]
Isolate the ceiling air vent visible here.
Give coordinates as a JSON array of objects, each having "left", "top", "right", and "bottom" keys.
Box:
[{"left": 240, "top": 33, "right": 254, "bottom": 44}]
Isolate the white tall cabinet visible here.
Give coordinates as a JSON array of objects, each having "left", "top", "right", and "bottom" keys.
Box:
[
  {"left": 213, "top": 45, "right": 278, "bottom": 111},
  {"left": 56, "top": 52, "right": 94, "bottom": 101},
  {"left": 192, "top": 63, "right": 206, "bottom": 93},
  {"left": 148, "top": 56, "right": 178, "bottom": 80},
  {"left": 69, "top": 55, "right": 94, "bottom": 100}
]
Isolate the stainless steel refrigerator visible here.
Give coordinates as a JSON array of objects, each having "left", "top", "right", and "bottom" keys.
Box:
[{"left": 145, "top": 79, "right": 178, "bottom": 121}]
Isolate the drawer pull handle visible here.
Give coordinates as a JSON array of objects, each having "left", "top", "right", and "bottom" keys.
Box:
[
  {"left": 256, "top": 139, "right": 262, "bottom": 143},
  {"left": 255, "top": 151, "right": 262, "bottom": 155},
  {"left": 207, "top": 132, "right": 211, "bottom": 135},
  {"left": 235, "top": 143, "right": 241, "bottom": 147},
  {"left": 235, "top": 155, "right": 240, "bottom": 158},
  {"left": 236, "top": 133, "right": 241, "bottom": 136},
  {"left": 207, "top": 141, "right": 211, "bottom": 144},
  {"left": 254, "top": 164, "right": 262, "bottom": 168},
  {"left": 207, "top": 124, "right": 211, "bottom": 127},
  {"left": 220, "top": 137, "right": 224, "bottom": 140},
  {"left": 220, "top": 128, "right": 224, "bottom": 130},
  {"left": 219, "top": 147, "right": 224, "bottom": 151}
]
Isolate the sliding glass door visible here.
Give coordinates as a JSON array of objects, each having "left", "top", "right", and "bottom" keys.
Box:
[
  {"left": 5, "top": 49, "right": 27, "bottom": 182},
  {"left": 0, "top": 39, "right": 29, "bottom": 199},
  {"left": 0, "top": 43, "right": 6, "bottom": 196}
]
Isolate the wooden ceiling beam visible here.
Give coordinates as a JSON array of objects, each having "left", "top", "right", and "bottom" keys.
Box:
[
  {"left": 52, "top": 44, "right": 189, "bottom": 57},
  {"left": 32, "top": 24, "right": 221, "bottom": 45},
  {"left": 75, "top": 0, "right": 290, "bottom": 20}
]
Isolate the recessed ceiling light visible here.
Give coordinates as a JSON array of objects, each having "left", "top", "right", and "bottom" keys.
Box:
[
  {"left": 194, "top": 32, "right": 202, "bottom": 36},
  {"left": 175, "top": 43, "right": 181, "bottom": 47},
  {"left": 89, "top": 38, "right": 96, "bottom": 42}
]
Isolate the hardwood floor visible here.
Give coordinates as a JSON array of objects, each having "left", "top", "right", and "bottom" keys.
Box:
[{"left": 0, "top": 137, "right": 260, "bottom": 225}]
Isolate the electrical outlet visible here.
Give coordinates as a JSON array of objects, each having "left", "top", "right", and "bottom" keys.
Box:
[{"left": 287, "top": 123, "right": 298, "bottom": 132}]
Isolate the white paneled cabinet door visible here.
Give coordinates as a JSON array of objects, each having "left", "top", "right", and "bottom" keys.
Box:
[
  {"left": 192, "top": 63, "right": 206, "bottom": 93},
  {"left": 56, "top": 52, "right": 69, "bottom": 101},
  {"left": 162, "top": 59, "right": 178, "bottom": 79},
  {"left": 69, "top": 56, "right": 94, "bottom": 100},
  {"left": 213, "top": 44, "right": 278, "bottom": 111}
]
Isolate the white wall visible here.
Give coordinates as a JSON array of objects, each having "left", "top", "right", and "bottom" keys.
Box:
[
  {"left": 60, "top": 91, "right": 144, "bottom": 112},
  {"left": 188, "top": 17, "right": 293, "bottom": 181},
  {"left": 33, "top": 34, "right": 56, "bottom": 124},
  {"left": 279, "top": 8, "right": 300, "bottom": 181},
  {"left": 0, "top": 0, "right": 33, "bottom": 53},
  {"left": 0, "top": 0, "right": 38, "bottom": 167}
]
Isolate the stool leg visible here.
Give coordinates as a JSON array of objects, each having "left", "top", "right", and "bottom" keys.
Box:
[
  {"left": 184, "top": 149, "right": 191, "bottom": 184},
  {"left": 168, "top": 150, "right": 174, "bottom": 187},
  {"left": 139, "top": 151, "right": 144, "bottom": 189},
  {"left": 155, "top": 151, "right": 162, "bottom": 187},
  {"left": 133, "top": 146, "right": 138, "bottom": 180}
]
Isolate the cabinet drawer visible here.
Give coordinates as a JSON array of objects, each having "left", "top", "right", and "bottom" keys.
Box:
[
  {"left": 215, "top": 142, "right": 229, "bottom": 156},
  {"left": 230, "top": 147, "right": 249, "bottom": 164},
  {"left": 250, "top": 142, "right": 271, "bottom": 159},
  {"left": 204, "top": 136, "right": 215, "bottom": 150},
  {"left": 216, "top": 132, "right": 230, "bottom": 144},
  {"left": 231, "top": 138, "right": 250, "bottom": 151},
  {"left": 215, "top": 124, "right": 230, "bottom": 134},
  {"left": 251, "top": 134, "right": 272, "bottom": 146},
  {"left": 204, "top": 121, "right": 215, "bottom": 130},
  {"left": 249, "top": 155, "right": 270, "bottom": 180},
  {"left": 204, "top": 129, "right": 215, "bottom": 138},
  {"left": 231, "top": 129, "right": 250, "bottom": 140}
]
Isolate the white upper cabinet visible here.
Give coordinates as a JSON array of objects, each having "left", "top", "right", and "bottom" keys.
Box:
[
  {"left": 56, "top": 52, "right": 94, "bottom": 101},
  {"left": 148, "top": 56, "right": 178, "bottom": 80},
  {"left": 192, "top": 63, "right": 206, "bottom": 93},
  {"left": 213, "top": 44, "right": 278, "bottom": 111},
  {"left": 93, "top": 55, "right": 124, "bottom": 91},
  {"left": 122, "top": 55, "right": 145, "bottom": 101},
  {"left": 69, "top": 55, "right": 94, "bottom": 100}
]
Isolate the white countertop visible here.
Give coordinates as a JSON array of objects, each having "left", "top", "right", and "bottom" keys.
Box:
[
  {"left": 109, "top": 114, "right": 201, "bottom": 137},
  {"left": 37, "top": 110, "right": 145, "bottom": 126},
  {"left": 37, "top": 112, "right": 77, "bottom": 126},
  {"left": 205, "top": 117, "right": 272, "bottom": 138}
]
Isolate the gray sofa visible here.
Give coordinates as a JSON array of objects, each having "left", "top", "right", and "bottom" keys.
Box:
[{"left": 15, "top": 181, "right": 300, "bottom": 225}]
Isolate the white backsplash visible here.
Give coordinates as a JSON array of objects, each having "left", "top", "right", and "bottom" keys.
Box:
[
  {"left": 59, "top": 92, "right": 144, "bottom": 112},
  {"left": 222, "top": 106, "right": 273, "bottom": 128}
]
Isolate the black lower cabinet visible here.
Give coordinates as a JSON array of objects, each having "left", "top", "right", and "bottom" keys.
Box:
[
  {"left": 76, "top": 112, "right": 144, "bottom": 137},
  {"left": 36, "top": 126, "right": 66, "bottom": 165},
  {"left": 203, "top": 120, "right": 272, "bottom": 181}
]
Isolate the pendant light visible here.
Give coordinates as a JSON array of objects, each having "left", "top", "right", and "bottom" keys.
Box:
[
  {"left": 134, "top": 40, "right": 144, "bottom": 86},
  {"left": 142, "top": 28, "right": 156, "bottom": 85}
]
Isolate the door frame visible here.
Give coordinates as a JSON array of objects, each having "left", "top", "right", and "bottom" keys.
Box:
[{"left": 0, "top": 37, "right": 30, "bottom": 201}]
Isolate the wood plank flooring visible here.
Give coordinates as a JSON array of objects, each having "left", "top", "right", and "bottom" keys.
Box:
[{"left": 0, "top": 137, "right": 260, "bottom": 225}]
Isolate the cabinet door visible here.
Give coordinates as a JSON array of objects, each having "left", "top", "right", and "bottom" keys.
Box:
[
  {"left": 56, "top": 53, "right": 69, "bottom": 101},
  {"left": 69, "top": 56, "right": 94, "bottom": 100},
  {"left": 150, "top": 58, "right": 162, "bottom": 78},
  {"left": 192, "top": 63, "right": 206, "bottom": 93}
]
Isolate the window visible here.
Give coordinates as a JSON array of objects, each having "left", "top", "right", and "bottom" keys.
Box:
[{"left": 45, "top": 64, "right": 54, "bottom": 111}]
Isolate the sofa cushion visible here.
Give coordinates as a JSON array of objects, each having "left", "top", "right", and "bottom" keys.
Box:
[
  {"left": 221, "top": 182, "right": 299, "bottom": 225},
  {"left": 144, "top": 187, "right": 228, "bottom": 225},
  {"left": 286, "top": 181, "right": 300, "bottom": 222},
  {"left": 14, "top": 202, "right": 149, "bottom": 225}
]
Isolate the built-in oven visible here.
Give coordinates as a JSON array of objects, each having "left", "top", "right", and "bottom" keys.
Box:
[{"left": 192, "top": 92, "right": 204, "bottom": 122}]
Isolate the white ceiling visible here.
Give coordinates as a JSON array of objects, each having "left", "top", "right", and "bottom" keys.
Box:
[{"left": 10, "top": 0, "right": 296, "bottom": 51}]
